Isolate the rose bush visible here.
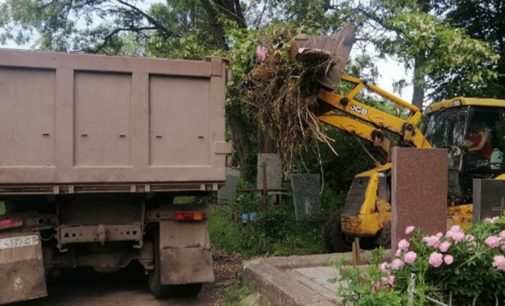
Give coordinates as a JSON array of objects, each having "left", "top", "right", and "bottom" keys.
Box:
[{"left": 339, "top": 215, "right": 505, "bottom": 305}]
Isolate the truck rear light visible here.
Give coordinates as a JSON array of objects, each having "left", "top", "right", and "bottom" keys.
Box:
[
  {"left": 175, "top": 211, "right": 206, "bottom": 222},
  {"left": 0, "top": 218, "right": 23, "bottom": 230}
]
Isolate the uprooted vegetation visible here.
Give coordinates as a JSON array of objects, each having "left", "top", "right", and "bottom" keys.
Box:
[{"left": 243, "top": 26, "right": 342, "bottom": 171}]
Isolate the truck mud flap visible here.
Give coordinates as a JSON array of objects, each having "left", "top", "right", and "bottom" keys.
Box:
[
  {"left": 0, "top": 232, "right": 47, "bottom": 305},
  {"left": 159, "top": 220, "right": 214, "bottom": 285}
]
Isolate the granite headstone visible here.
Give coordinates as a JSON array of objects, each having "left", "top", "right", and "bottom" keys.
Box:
[
  {"left": 291, "top": 174, "right": 321, "bottom": 221},
  {"left": 217, "top": 168, "right": 240, "bottom": 204},
  {"left": 392, "top": 148, "right": 448, "bottom": 249},
  {"left": 473, "top": 179, "right": 505, "bottom": 223},
  {"left": 257, "top": 153, "right": 282, "bottom": 190}
]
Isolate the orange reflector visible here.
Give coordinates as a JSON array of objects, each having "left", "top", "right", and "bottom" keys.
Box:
[
  {"left": 175, "top": 211, "right": 206, "bottom": 222},
  {"left": 0, "top": 218, "right": 23, "bottom": 230}
]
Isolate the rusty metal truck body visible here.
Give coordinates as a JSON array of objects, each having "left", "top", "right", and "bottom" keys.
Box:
[{"left": 0, "top": 49, "right": 229, "bottom": 304}]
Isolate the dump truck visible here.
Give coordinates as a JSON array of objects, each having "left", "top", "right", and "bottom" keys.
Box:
[{"left": 0, "top": 49, "right": 230, "bottom": 304}]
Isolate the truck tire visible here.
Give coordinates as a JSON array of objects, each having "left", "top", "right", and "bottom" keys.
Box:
[
  {"left": 323, "top": 212, "right": 351, "bottom": 252},
  {"left": 148, "top": 233, "right": 203, "bottom": 298}
]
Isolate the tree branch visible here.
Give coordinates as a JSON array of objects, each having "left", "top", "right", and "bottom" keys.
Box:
[
  {"left": 115, "top": 0, "right": 176, "bottom": 37},
  {"left": 211, "top": 0, "right": 247, "bottom": 28},
  {"left": 86, "top": 26, "right": 157, "bottom": 53}
]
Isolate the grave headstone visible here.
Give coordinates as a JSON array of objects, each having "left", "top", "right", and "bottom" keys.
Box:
[
  {"left": 291, "top": 174, "right": 321, "bottom": 221},
  {"left": 392, "top": 148, "right": 448, "bottom": 249},
  {"left": 257, "top": 153, "right": 282, "bottom": 190},
  {"left": 217, "top": 168, "right": 240, "bottom": 204},
  {"left": 473, "top": 179, "right": 505, "bottom": 223}
]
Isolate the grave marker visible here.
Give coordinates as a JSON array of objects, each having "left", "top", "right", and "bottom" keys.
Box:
[
  {"left": 291, "top": 174, "right": 321, "bottom": 221},
  {"left": 392, "top": 148, "right": 448, "bottom": 249},
  {"left": 472, "top": 179, "right": 505, "bottom": 223}
]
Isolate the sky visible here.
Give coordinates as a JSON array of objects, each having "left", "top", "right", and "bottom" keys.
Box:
[{"left": 0, "top": 0, "right": 413, "bottom": 101}]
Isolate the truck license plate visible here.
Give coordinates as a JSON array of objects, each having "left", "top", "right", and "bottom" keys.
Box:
[{"left": 0, "top": 235, "right": 39, "bottom": 250}]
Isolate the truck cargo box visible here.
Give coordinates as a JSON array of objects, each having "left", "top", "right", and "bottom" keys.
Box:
[{"left": 0, "top": 49, "right": 230, "bottom": 194}]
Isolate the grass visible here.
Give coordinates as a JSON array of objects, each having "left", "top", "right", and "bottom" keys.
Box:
[
  {"left": 209, "top": 193, "right": 326, "bottom": 257},
  {"left": 222, "top": 281, "right": 273, "bottom": 306},
  {"left": 222, "top": 282, "right": 253, "bottom": 306}
]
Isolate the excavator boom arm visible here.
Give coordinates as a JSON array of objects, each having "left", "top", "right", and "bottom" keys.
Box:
[{"left": 317, "top": 74, "right": 432, "bottom": 155}]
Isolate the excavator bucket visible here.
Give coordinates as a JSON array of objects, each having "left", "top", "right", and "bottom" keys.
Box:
[{"left": 291, "top": 24, "right": 356, "bottom": 90}]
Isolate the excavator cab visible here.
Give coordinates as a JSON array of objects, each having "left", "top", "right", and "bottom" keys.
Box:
[{"left": 424, "top": 100, "right": 505, "bottom": 203}]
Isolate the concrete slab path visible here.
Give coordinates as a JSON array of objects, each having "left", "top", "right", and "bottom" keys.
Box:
[{"left": 243, "top": 252, "right": 372, "bottom": 306}]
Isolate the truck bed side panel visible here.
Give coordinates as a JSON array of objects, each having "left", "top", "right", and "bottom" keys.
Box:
[{"left": 0, "top": 50, "right": 228, "bottom": 186}]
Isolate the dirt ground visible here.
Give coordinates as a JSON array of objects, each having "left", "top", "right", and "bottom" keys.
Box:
[{"left": 15, "top": 251, "right": 243, "bottom": 306}]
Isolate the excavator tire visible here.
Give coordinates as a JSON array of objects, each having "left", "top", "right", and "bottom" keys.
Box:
[{"left": 323, "top": 212, "right": 352, "bottom": 252}]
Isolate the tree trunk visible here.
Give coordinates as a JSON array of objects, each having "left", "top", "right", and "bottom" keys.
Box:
[
  {"left": 411, "top": 0, "right": 430, "bottom": 109},
  {"left": 412, "top": 54, "right": 425, "bottom": 109}
]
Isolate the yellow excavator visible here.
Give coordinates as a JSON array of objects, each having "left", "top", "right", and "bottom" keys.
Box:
[{"left": 294, "top": 27, "right": 505, "bottom": 251}]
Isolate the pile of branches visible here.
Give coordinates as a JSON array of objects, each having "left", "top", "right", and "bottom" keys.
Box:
[{"left": 243, "top": 27, "right": 337, "bottom": 170}]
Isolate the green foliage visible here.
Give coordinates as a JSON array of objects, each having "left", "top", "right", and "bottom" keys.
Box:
[
  {"left": 385, "top": 11, "right": 499, "bottom": 101},
  {"left": 222, "top": 281, "right": 253, "bottom": 306},
  {"left": 209, "top": 182, "right": 326, "bottom": 256},
  {"left": 299, "top": 130, "right": 374, "bottom": 195},
  {"left": 347, "top": 0, "right": 499, "bottom": 103},
  {"left": 434, "top": 0, "right": 505, "bottom": 98},
  {"left": 338, "top": 249, "right": 404, "bottom": 306}
]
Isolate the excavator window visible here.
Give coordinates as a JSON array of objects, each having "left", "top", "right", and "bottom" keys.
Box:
[
  {"left": 423, "top": 107, "right": 469, "bottom": 149},
  {"left": 464, "top": 107, "right": 505, "bottom": 172}
]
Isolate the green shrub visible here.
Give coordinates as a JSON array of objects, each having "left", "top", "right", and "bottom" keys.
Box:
[
  {"left": 222, "top": 281, "right": 253, "bottom": 306},
  {"left": 339, "top": 215, "right": 505, "bottom": 305},
  {"left": 209, "top": 189, "right": 326, "bottom": 256}
]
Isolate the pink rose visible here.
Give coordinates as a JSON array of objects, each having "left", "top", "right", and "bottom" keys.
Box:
[
  {"left": 439, "top": 241, "right": 451, "bottom": 253},
  {"left": 444, "top": 254, "right": 454, "bottom": 265},
  {"left": 405, "top": 226, "right": 415, "bottom": 235},
  {"left": 449, "top": 225, "right": 462, "bottom": 233},
  {"left": 391, "top": 258, "right": 404, "bottom": 270},
  {"left": 485, "top": 235, "right": 501, "bottom": 248},
  {"left": 404, "top": 251, "right": 417, "bottom": 264},
  {"left": 373, "top": 281, "right": 382, "bottom": 291},
  {"left": 379, "top": 262, "right": 390, "bottom": 273},
  {"left": 429, "top": 252, "right": 444, "bottom": 268},
  {"left": 255, "top": 45, "right": 268, "bottom": 62},
  {"left": 500, "top": 230, "right": 505, "bottom": 239},
  {"left": 382, "top": 275, "right": 395, "bottom": 286},
  {"left": 398, "top": 239, "right": 410, "bottom": 251},
  {"left": 423, "top": 235, "right": 440, "bottom": 248},
  {"left": 493, "top": 255, "right": 505, "bottom": 271},
  {"left": 452, "top": 231, "right": 465, "bottom": 242},
  {"left": 446, "top": 226, "right": 465, "bottom": 242}
]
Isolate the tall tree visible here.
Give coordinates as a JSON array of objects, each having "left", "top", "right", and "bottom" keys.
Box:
[
  {"left": 434, "top": 0, "right": 505, "bottom": 99},
  {"left": 342, "top": 0, "right": 498, "bottom": 106},
  {"left": 411, "top": 0, "right": 430, "bottom": 107},
  {"left": 0, "top": 0, "right": 246, "bottom": 55}
]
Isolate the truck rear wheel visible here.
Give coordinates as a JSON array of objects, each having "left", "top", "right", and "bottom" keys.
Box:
[
  {"left": 323, "top": 212, "right": 351, "bottom": 252},
  {"left": 148, "top": 232, "right": 203, "bottom": 298}
]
